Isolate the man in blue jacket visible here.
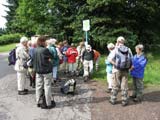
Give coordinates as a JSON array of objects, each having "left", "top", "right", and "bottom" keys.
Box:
[{"left": 130, "top": 44, "right": 148, "bottom": 102}]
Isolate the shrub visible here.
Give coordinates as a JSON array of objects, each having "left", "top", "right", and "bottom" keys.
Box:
[{"left": 0, "top": 33, "right": 22, "bottom": 45}]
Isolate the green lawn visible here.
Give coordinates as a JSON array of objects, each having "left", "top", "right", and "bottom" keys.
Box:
[
  {"left": 0, "top": 43, "right": 17, "bottom": 53},
  {"left": 93, "top": 52, "right": 160, "bottom": 86}
]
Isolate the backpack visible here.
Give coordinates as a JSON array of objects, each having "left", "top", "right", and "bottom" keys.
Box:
[
  {"left": 115, "top": 45, "right": 132, "bottom": 70},
  {"left": 61, "top": 79, "right": 76, "bottom": 95},
  {"left": 8, "top": 47, "right": 17, "bottom": 65}
]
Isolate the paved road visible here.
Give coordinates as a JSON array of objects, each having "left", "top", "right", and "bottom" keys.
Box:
[
  {"left": 0, "top": 53, "right": 92, "bottom": 120},
  {"left": 1, "top": 53, "right": 160, "bottom": 120}
]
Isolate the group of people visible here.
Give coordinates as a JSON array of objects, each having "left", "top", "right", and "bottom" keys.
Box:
[
  {"left": 13, "top": 35, "right": 147, "bottom": 108},
  {"left": 105, "top": 36, "right": 148, "bottom": 106},
  {"left": 14, "top": 35, "right": 100, "bottom": 109}
]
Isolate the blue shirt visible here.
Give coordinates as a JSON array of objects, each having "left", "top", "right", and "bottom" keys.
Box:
[{"left": 130, "top": 54, "right": 147, "bottom": 79}]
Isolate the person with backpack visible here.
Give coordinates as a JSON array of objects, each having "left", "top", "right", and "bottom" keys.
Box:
[
  {"left": 33, "top": 36, "right": 56, "bottom": 109},
  {"left": 82, "top": 44, "right": 94, "bottom": 82},
  {"left": 108, "top": 36, "right": 132, "bottom": 106},
  {"left": 14, "top": 36, "right": 30, "bottom": 95},
  {"left": 130, "top": 44, "right": 147, "bottom": 102},
  {"left": 47, "top": 38, "right": 59, "bottom": 83}
]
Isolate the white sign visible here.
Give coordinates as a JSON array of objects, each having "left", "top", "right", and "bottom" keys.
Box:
[{"left": 83, "top": 20, "right": 90, "bottom": 31}]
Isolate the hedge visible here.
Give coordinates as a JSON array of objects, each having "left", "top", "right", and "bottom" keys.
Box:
[{"left": 0, "top": 33, "right": 22, "bottom": 45}]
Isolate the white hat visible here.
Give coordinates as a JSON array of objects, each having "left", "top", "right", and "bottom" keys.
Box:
[
  {"left": 107, "top": 43, "right": 115, "bottom": 49},
  {"left": 20, "top": 36, "right": 28, "bottom": 43},
  {"left": 49, "top": 38, "right": 57, "bottom": 45},
  {"left": 117, "top": 36, "right": 125, "bottom": 43}
]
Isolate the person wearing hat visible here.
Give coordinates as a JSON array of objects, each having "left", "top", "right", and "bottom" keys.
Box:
[
  {"left": 14, "top": 36, "right": 30, "bottom": 95},
  {"left": 66, "top": 43, "right": 78, "bottom": 76},
  {"left": 108, "top": 36, "right": 133, "bottom": 106},
  {"left": 105, "top": 43, "right": 115, "bottom": 93},
  {"left": 81, "top": 44, "right": 94, "bottom": 82}
]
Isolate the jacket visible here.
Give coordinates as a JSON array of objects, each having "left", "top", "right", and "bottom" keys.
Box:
[
  {"left": 33, "top": 46, "right": 53, "bottom": 74},
  {"left": 48, "top": 45, "right": 59, "bottom": 66},
  {"left": 66, "top": 47, "right": 78, "bottom": 63},
  {"left": 14, "top": 44, "right": 30, "bottom": 72},
  {"left": 82, "top": 50, "right": 94, "bottom": 61},
  {"left": 130, "top": 54, "right": 147, "bottom": 79}
]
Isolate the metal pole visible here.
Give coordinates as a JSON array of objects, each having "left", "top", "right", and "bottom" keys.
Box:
[{"left": 85, "top": 31, "right": 88, "bottom": 45}]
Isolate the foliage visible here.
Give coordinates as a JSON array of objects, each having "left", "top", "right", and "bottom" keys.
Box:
[
  {"left": 0, "top": 43, "right": 17, "bottom": 52},
  {"left": 93, "top": 52, "right": 160, "bottom": 86},
  {"left": 4, "top": 0, "right": 160, "bottom": 50},
  {"left": 0, "top": 33, "right": 21, "bottom": 45}
]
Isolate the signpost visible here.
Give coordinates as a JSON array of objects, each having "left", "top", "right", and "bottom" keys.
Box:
[{"left": 83, "top": 19, "right": 90, "bottom": 45}]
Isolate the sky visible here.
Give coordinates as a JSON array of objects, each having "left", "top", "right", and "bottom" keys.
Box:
[{"left": 0, "top": 0, "right": 8, "bottom": 28}]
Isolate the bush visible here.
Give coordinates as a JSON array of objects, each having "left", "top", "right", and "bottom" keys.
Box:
[{"left": 0, "top": 33, "right": 22, "bottom": 45}]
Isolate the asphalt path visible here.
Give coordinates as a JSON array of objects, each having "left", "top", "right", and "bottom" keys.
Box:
[{"left": 0, "top": 53, "right": 92, "bottom": 120}]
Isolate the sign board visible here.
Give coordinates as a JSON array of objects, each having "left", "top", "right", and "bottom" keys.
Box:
[{"left": 83, "top": 20, "right": 90, "bottom": 31}]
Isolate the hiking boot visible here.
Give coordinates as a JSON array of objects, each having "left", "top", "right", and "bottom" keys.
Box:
[
  {"left": 40, "top": 104, "right": 48, "bottom": 109},
  {"left": 122, "top": 101, "right": 128, "bottom": 106},
  {"left": 109, "top": 99, "right": 116, "bottom": 105},
  {"left": 24, "top": 89, "right": 28, "bottom": 92},
  {"left": 18, "top": 90, "right": 28, "bottom": 95},
  {"left": 41, "top": 101, "right": 56, "bottom": 109},
  {"left": 37, "top": 103, "right": 41, "bottom": 107}
]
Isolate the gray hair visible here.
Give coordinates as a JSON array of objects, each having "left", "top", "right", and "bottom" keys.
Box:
[
  {"left": 117, "top": 36, "right": 125, "bottom": 43},
  {"left": 135, "top": 44, "right": 144, "bottom": 51}
]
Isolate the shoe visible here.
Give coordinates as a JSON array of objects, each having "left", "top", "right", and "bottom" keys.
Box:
[
  {"left": 37, "top": 104, "right": 41, "bottom": 107},
  {"left": 122, "top": 101, "right": 128, "bottom": 106},
  {"left": 41, "top": 101, "right": 56, "bottom": 109},
  {"left": 109, "top": 99, "right": 116, "bottom": 105},
  {"left": 18, "top": 90, "right": 28, "bottom": 95},
  {"left": 24, "top": 89, "right": 28, "bottom": 92},
  {"left": 48, "top": 100, "right": 56, "bottom": 109},
  {"left": 40, "top": 104, "right": 48, "bottom": 109}
]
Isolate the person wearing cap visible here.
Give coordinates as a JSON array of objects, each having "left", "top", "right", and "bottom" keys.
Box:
[
  {"left": 105, "top": 43, "right": 115, "bottom": 93},
  {"left": 108, "top": 36, "right": 133, "bottom": 106},
  {"left": 81, "top": 44, "right": 94, "bottom": 82},
  {"left": 130, "top": 44, "right": 147, "bottom": 102},
  {"left": 66, "top": 43, "right": 78, "bottom": 76},
  {"left": 47, "top": 38, "right": 59, "bottom": 83},
  {"left": 14, "top": 36, "right": 30, "bottom": 95}
]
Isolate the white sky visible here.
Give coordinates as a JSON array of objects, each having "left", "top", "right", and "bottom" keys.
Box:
[{"left": 0, "top": 0, "right": 8, "bottom": 28}]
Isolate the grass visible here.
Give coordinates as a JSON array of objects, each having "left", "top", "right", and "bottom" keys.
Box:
[
  {"left": 0, "top": 43, "right": 160, "bottom": 86},
  {"left": 0, "top": 43, "right": 17, "bottom": 53},
  {"left": 93, "top": 51, "right": 160, "bottom": 86}
]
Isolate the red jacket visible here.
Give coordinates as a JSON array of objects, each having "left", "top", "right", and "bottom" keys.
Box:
[{"left": 66, "top": 47, "right": 78, "bottom": 63}]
